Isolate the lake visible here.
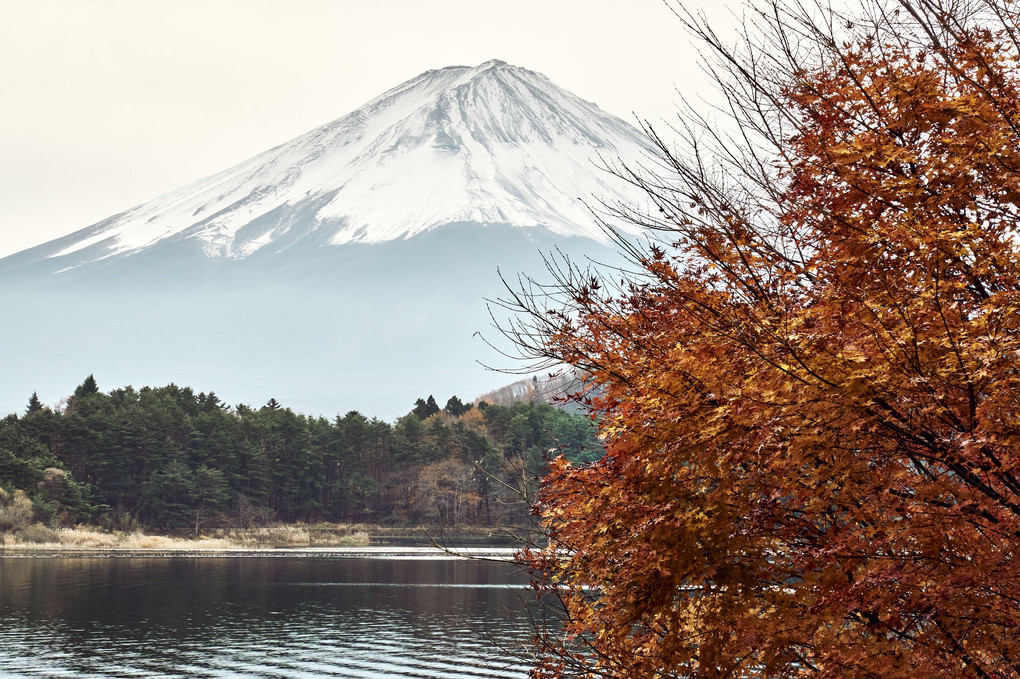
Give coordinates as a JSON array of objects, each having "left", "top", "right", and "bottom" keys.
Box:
[{"left": 0, "top": 548, "right": 539, "bottom": 678}]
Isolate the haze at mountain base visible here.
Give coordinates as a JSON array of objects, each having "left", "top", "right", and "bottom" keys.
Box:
[{"left": 0, "top": 61, "right": 652, "bottom": 419}]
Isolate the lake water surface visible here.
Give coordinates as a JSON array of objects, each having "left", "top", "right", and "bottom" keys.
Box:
[{"left": 0, "top": 549, "right": 538, "bottom": 678}]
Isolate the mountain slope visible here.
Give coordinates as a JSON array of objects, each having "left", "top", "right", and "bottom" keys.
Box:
[
  {"left": 7, "top": 60, "right": 652, "bottom": 273},
  {"left": 0, "top": 60, "right": 651, "bottom": 419}
]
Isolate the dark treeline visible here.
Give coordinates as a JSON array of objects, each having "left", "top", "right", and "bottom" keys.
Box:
[{"left": 0, "top": 376, "right": 601, "bottom": 535}]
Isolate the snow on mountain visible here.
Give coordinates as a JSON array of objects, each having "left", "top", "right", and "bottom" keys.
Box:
[
  {"left": 0, "top": 60, "right": 657, "bottom": 420},
  {"left": 44, "top": 59, "right": 654, "bottom": 265}
]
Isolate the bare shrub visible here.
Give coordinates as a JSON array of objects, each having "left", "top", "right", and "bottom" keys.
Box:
[
  {"left": 19, "top": 523, "right": 59, "bottom": 544},
  {"left": 0, "top": 489, "right": 35, "bottom": 533}
]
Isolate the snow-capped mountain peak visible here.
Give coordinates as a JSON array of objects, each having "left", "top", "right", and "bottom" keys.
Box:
[{"left": 41, "top": 60, "right": 655, "bottom": 264}]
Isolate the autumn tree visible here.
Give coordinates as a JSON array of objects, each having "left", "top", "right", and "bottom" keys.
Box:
[{"left": 508, "top": 0, "right": 1020, "bottom": 676}]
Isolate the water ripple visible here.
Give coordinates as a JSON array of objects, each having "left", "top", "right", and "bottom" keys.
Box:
[{"left": 0, "top": 556, "right": 537, "bottom": 679}]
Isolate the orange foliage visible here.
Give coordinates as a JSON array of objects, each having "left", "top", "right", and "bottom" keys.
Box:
[{"left": 518, "top": 1, "right": 1020, "bottom": 676}]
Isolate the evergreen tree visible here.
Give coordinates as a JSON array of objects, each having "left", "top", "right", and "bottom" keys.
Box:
[
  {"left": 443, "top": 395, "right": 471, "bottom": 416},
  {"left": 26, "top": 392, "right": 43, "bottom": 414},
  {"left": 190, "top": 465, "right": 229, "bottom": 534},
  {"left": 411, "top": 398, "right": 430, "bottom": 419},
  {"left": 73, "top": 375, "right": 99, "bottom": 399},
  {"left": 424, "top": 395, "right": 439, "bottom": 417}
]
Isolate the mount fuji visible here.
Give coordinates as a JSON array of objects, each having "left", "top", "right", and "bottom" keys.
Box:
[{"left": 0, "top": 60, "right": 655, "bottom": 419}]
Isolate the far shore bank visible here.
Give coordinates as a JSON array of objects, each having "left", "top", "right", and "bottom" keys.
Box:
[{"left": 0, "top": 523, "right": 530, "bottom": 553}]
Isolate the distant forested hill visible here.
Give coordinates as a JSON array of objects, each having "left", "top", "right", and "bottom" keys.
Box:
[{"left": 0, "top": 376, "right": 601, "bottom": 535}]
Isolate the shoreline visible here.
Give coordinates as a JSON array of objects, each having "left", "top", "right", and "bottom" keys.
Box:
[
  {"left": 0, "top": 524, "right": 531, "bottom": 554},
  {"left": 0, "top": 545, "right": 523, "bottom": 560}
]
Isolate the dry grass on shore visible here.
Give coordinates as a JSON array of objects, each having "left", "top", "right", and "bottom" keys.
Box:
[{"left": 0, "top": 523, "right": 372, "bottom": 552}]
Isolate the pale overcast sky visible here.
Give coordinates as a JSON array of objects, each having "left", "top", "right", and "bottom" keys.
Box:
[{"left": 0, "top": 0, "right": 737, "bottom": 258}]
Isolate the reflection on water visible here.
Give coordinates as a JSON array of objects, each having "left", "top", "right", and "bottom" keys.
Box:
[{"left": 0, "top": 553, "right": 537, "bottom": 678}]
